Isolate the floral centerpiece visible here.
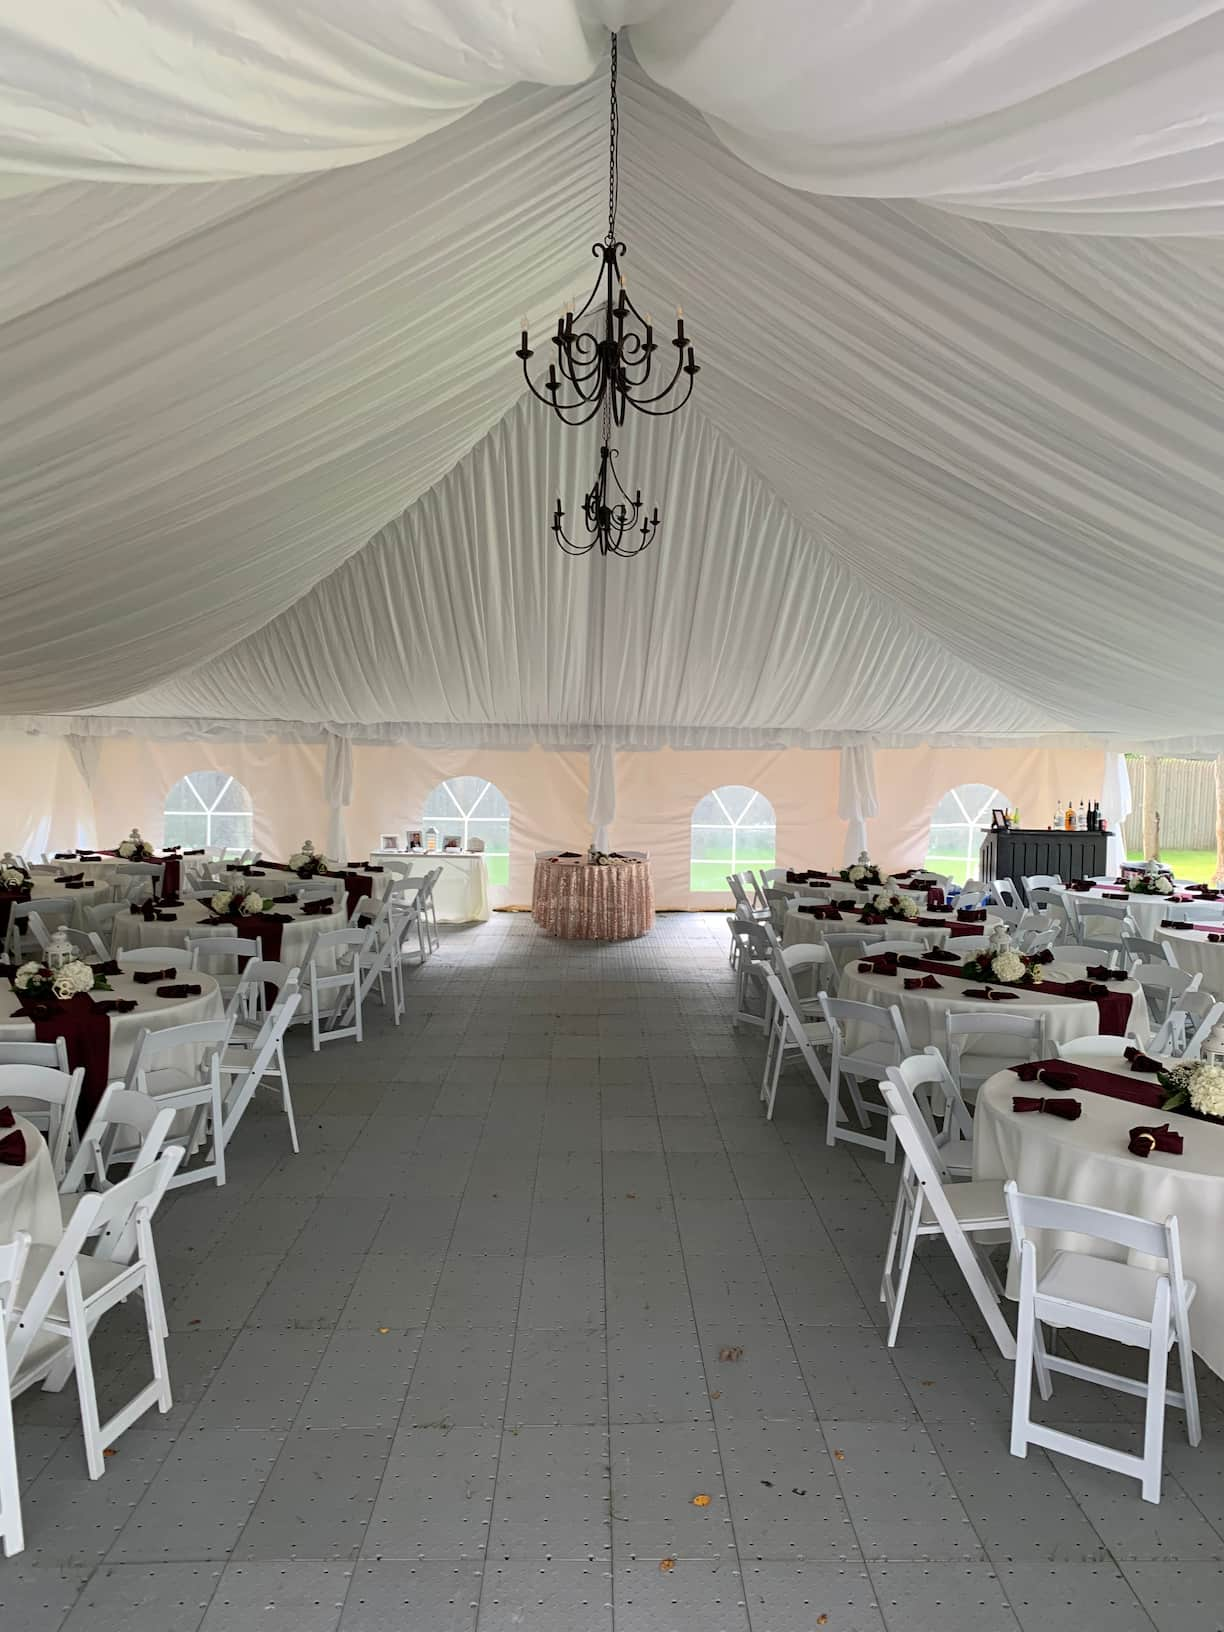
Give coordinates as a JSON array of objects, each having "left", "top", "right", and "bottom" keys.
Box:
[
  {"left": 117, "top": 827, "right": 156, "bottom": 861},
  {"left": 0, "top": 862, "right": 29, "bottom": 891},
  {"left": 13, "top": 958, "right": 95, "bottom": 1003},
  {"left": 840, "top": 851, "right": 883, "bottom": 887},
  {"left": 869, "top": 888, "right": 920, "bottom": 922},
  {"left": 1125, "top": 858, "right": 1174, "bottom": 897},
  {"left": 587, "top": 848, "right": 612, "bottom": 866},
  {"left": 209, "top": 888, "right": 269, "bottom": 918},
  {"left": 1160, "top": 1059, "right": 1224, "bottom": 1122},
  {"left": 960, "top": 926, "right": 1045, "bottom": 987},
  {"left": 287, "top": 839, "right": 329, "bottom": 878}
]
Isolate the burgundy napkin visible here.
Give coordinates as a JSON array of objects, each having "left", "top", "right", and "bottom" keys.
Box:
[
  {"left": 300, "top": 899, "right": 334, "bottom": 916},
  {"left": 1100, "top": 892, "right": 1129, "bottom": 900},
  {"left": 1128, "top": 1123, "right": 1183, "bottom": 1158},
  {"left": 364, "top": 865, "right": 385, "bottom": 873},
  {"left": 1124, "top": 1046, "right": 1162, "bottom": 1074},
  {"left": 858, "top": 910, "right": 888, "bottom": 926},
  {"left": 63, "top": 881, "right": 88, "bottom": 890},
  {"left": 91, "top": 960, "right": 121, "bottom": 977},
  {"left": 1013, "top": 1096, "right": 1082, "bottom": 1119},
  {"left": 1031, "top": 948, "right": 1056, "bottom": 964},
  {"left": 896, "top": 955, "right": 926, "bottom": 969},
  {"left": 1060, "top": 980, "right": 1111, "bottom": 1000},
  {"left": 0, "top": 1105, "right": 13, "bottom": 1127},
  {"left": 956, "top": 908, "right": 987, "bottom": 922},
  {"left": 156, "top": 983, "right": 202, "bottom": 999},
  {"left": 798, "top": 904, "right": 841, "bottom": 920},
  {"left": 93, "top": 998, "right": 138, "bottom": 1015},
  {"left": 925, "top": 947, "right": 961, "bottom": 963},
  {"left": 836, "top": 899, "right": 859, "bottom": 911},
  {"left": 1085, "top": 965, "right": 1128, "bottom": 981},
  {"left": 132, "top": 967, "right": 176, "bottom": 983},
  {"left": 53, "top": 851, "right": 76, "bottom": 859},
  {"left": 54, "top": 872, "right": 84, "bottom": 884},
  {"left": 0, "top": 1126, "right": 24, "bottom": 1166},
  {"left": 858, "top": 960, "right": 895, "bottom": 975},
  {"left": 904, "top": 974, "right": 941, "bottom": 990},
  {"left": 1067, "top": 880, "right": 1093, "bottom": 891},
  {"left": 77, "top": 854, "right": 101, "bottom": 860},
  {"left": 271, "top": 893, "right": 298, "bottom": 905},
  {"left": 1013, "top": 1061, "right": 1079, "bottom": 1089},
  {"left": 963, "top": 987, "right": 1020, "bottom": 1001}
]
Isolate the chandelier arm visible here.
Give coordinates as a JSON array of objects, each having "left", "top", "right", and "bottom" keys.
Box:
[
  {"left": 622, "top": 359, "right": 697, "bottom": 412},
  {"left": 622, "top": 377, "right": 697, "bottom": 418}
]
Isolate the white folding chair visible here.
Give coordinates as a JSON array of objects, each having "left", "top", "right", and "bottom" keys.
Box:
[
  {"left": 6, "top": 899, "right": 63, "bottom": 960},
  {"left": 112, "top": 861, "right": 165, "bottom": 901},
  {"left": 760, "top": 868, "right": 788, "bottom": 887},
  {"left": 860, "top": 937, "right": 931, "bottom": 959},
  {"left": 990, "top": 877, "right": 1023, "bottom": 910},
  {"left": 727, "top": 873, "right": 769, "bottom": 924},
  {"left": 1023, "top": 874, "right": 1064, "bottom": 896},
  {"left": 820, "top": 931, "right": 872, "bottom": 968},
  {"left": 1054, "top": 1034, "right": 1137, "bottom": 1061},
  {"left": 727, "top": 917, "right": 773, "bottom": 1032},
  {"left": 1124, "top": 935, "right": 1177, "bottom": 971},
  {"left": 943, "top": 1010, "right": 1047, "bottom": 1097},
  {"left": 0, "top": 1232, "right": 30, "bottom": 1556},
  {"left": 0, "top": 1063, "right": 83, "bottom": 1181},
  {"left": 219, "top": 977, "right": 303, "bottom": 1152},
  {"left": 186, "top": 934, "right": 262, "bottom": 1004},
  {"left": 125, "top": 1020, "right": 229, "bottom": 1188},
  {"left": 84, "top": 900, "right": 131, "bottom": 950},
  {"left": 817, "top": 994, "right": 910, "bottom": 1157},
  {"left": 1130, "top": 964, "right": 1201, "bottom": 1027},
  {"left": 1150, "top": 994, "right": 1224, "bottom": 1059},
  {"left": 1076, "top": 901, "right": 1137, "bottom": 961},
  {"left": 903, "top": 1048, "right": 975, "bottom": 1173},
  {"left": 762, "top": 944, "right": 835, "bottom": 1093},
  {"left": 1047, "top": 945, "right": 1114, "bottom": 972},
  {"left": 986, "top": 904, "right": 1024, "bottom": 929},
  {"left": 760, "top": 970, "right": 834, "bottom": 1123},
  {"left": 955, "top": 888, "right": 987, "bottom": 911},
  {"left": 878, "top": 1077, "right": 1014, "bottom": 1356},
  {"left": 776, "top": 939, "right": 836, "bottom": 1012},
  {"left": 1004, "top": 1181, "right": 1200, "bottom": 1504},
  {"left": 300, "top": 928, "right": 365, "bottom": 1050},
  {"left": 8, "top": 1148, "right": 183, "bottom": 1479},
  {"left": 347, "top": 893, "right": 403, "bottom": 1024},
  {"left": 0, "top": 1039, "right": 70, "bottom": 1071},
  {"left": 295, "top": 880, "right": 343, "bottom": 907},
  {"left": 58, "top": 1084, "right": 176, "bottom": 1226}
]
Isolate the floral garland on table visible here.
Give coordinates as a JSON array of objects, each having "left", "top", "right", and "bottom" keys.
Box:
[
  {"left": 117, "top": 827, "right": 156, "bottom": 861},
  {"left": 13, "top": 958, "right": 95, "bottom": 1002},
  {"left": 209, "top": 889, "right": 269, "bottom": 918},
  {"left": 1160, "top": 1060, "right": 1224, "bottom": 1121},
  {"left": 286, "top": 839, "right": 329, "bottom": 878},
  {"left": 868, "top": 889, "right": 920, "bottom": 922},
  {"left": 1124, "top": 858, "right": 1174, "bottom": 897},
  {"left": 841, "top": 851, "right": 883, "bottom": 887},
  {"left": 959, "top": 928, "right": 1044, "bottom": 988}
]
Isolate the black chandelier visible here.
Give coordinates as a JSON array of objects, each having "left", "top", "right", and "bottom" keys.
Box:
[{"left": 516, "top": 31, "right": 697, "bottom": 556}]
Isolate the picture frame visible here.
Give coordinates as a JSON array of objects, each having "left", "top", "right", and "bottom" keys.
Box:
[
  {"left": 991, "top": 808, "right": 1009, "bottom": 829},
  {"left": 406, "top": 829, "right": 423, "bottom": 851},
  {"left": 443, "top": 835, "right": 461, "bottom": 850},
  {"left": 379, "top": 833, "right": 400, "bottom": 851}
]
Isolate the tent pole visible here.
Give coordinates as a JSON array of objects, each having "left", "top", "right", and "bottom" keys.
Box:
[{"left": 1141, "top": 754, "right": 1159, "bottom": 860}]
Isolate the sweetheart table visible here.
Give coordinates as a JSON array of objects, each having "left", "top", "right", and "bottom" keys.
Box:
[
  {"left": 975, "top": 1050, "right": 1224, "bottom": 1379},
  {"left": 532, "top": 856, "right": 653, "bottom": 941}
]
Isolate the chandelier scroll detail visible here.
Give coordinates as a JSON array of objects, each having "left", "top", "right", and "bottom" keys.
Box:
[{"left": 515, "top": 30, "right": 697, "bottom": 557}]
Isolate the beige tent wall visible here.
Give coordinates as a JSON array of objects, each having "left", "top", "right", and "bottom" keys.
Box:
[
  {"left": 0, "top": 735, "right": 1107, "bottom": 901},
  {"left": 347, "top": 744, "right": 590, "bottom": 910}
]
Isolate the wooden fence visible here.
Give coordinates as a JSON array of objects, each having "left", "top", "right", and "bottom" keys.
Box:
[{"left": 1122, "top": 756, "right": 1217, "bottom": 853}]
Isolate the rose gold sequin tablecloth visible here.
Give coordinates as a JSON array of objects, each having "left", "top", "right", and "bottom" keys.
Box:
[{"left": 531, "top": 858, "right": 654, "bottom": 941}]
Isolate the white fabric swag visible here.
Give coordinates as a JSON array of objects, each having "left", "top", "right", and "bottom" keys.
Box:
[{"left": 838, "top": 746, "right": 880, "bottom": 865}]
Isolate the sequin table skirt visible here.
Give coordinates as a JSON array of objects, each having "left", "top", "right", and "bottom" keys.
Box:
[{"left": 531, "top": 858, "right": 654, "bottom": 941}]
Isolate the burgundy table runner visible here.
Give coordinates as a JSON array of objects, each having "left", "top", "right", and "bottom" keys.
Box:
[
  {"left": 858, "top": 956, "right": 1134, "bottom": 1035},
  {"left": 202, "top": 911, "right": 289, "bottom": 964},
  {"left": 1012, "top": 1057, "right": 1166, "bottom": 1111},
  {"left": 0, "top": 886, "right": 32, "bottom": 942},
  {"left": 15, "top": 992, "right": 111, "bottom": 1123}
]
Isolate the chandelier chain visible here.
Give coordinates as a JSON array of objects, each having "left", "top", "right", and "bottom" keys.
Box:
[{"left": 607, "top": 31, "right": 619, "bottom": 244}]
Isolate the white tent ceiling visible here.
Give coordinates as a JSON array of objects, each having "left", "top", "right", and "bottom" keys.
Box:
[{"left": 2, "top": 3, "right": 1224, "bottom": 751}]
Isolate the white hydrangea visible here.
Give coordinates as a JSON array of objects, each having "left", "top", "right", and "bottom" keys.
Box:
[
  {"left": 1155, "top": 876, "right": 1174, "bottom": 895},
  {"left": 210, "top": 889, "right": 234, "bottom": 915},
  {"left": 117, "top": 840, "right": 136, "bottom": 858},
  {"left": 0, "top": 867, "right": 25, "bottom": 888},
  {"left": 871, "top": 891, "right": 891, "bottom": 911},
  {"left": 992, "top": 950, "right": 1027, "bottom": 984},
  {"left": 1189, "top": 1063, "right": 1224, "bottom": 1119},
  {"left": 52, "top": 960, "right": 94, "bottom": 1000},
  {"left": 847, "top": 866, "right": 866, "bottom": 883},
  {"left": 896, "top": 896, "right": 919, "bottom": 920},
  {"left": 13, "top": 961, "right": 43, "bottom": 991},
  {"left": 239, "top": 891, "right": 266, "bottom": 915}
]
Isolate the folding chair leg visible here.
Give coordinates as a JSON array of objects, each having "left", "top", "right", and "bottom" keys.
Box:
[
  {"left": 0, "top": 1359, "right": 21, "bottom": 1556},
  {"left": 885, "top": 1200, "right": 923, "bottom": 1347},
  {"left": 281, "top": 1078, "right": 300, "bottom": 1154},
  {"left": 1174, "top": 1308, "right": 1202, "bottom": 1447},
  {"left": 880, "top": 1184, "right": 910, "bottom": 1304}
]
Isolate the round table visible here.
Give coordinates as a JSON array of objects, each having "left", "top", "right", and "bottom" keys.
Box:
[
  {"left": 0, "top": 1115, "right": 61, "bottom": 1246},
  {"left": 975, "top": 1052, "right": 1224, "bottom": 1380},
  {"left": 1156, "top": 922, "right": 1224, "bottom": 991},
  {"left": 111, "top": 897, "right": 347, "bottom": 969},
  {"left": 836, "top": 957, "right": 1151, "bottom": 1055},
  {"left": 1057, "top": 886, "right": 1220, "bottom": 941},
  {"left": 0, "top": 970, "right": 225, "bottom": 1080},
  {"left": 20, "top": 877, "right": 112, "bottom": 930},
  {"left": 782, "top": 907, "right": 1001, "bottom": 959},
  {"left": 532, "top": 857, "right": 653, "bottom": 941}
]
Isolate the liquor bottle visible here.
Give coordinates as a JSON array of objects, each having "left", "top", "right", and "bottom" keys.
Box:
[
  {"left": 1077, "top": 800, "right": 1086, "bottom": 830},
  {"left": 1089, "top": 802, "right": 1098, "bottom": 831},
  {"left": 1064, "top": 799, "right": 1074, "bottom": 832},
  {"left": 1053, "top": 803, "right": 1062, "bottom": 831}
]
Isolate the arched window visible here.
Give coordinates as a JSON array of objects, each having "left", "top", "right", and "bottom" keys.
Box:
[
  {"left": 925, "top": 782, "right": 1012, "bottom": 883},
  {"left": 690, "top": 784, "right": 777, "bottom": 892},
  {"left": 163, "top": 770, "right": 254, "bottom": 855},
  {"left": 422, "top": 777, "right": 510, "bottom": 886}
]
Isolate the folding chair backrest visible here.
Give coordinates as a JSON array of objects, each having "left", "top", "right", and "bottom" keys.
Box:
[
  {"left": 820, "top": 993, "right": 911, "bottom": 1054},
  {"left": 1152, "top": 995, "right": 1224, "bottom": 1058},
  {"left": 991, "top": 878, "right": 1022, "bottom": 910},
  {"left": 763, "top": 971, "right": 827, "bottom": 1078},
  {"left": 187, "top": 935, "right": 262, "bottom": 968},
  {"left": 1125, "top": 936, "right": 1176, "bottom": 969},
  {"left": 726, "top": 874, "right": 751, "bottom": 910},
  {"left": 0, "top": 1232, "right": 30, "bottom": 1343},
  {"left": 879, "top": 1075, "right": 952, "bottom": 1185},
  {"left": 956, "top": 889, "right": 986, "bottom": 911},
  {"left": 892, "top": 1050, "right": 974, "bottom": 1151},
  {"left": 944, "top": 1009, "right": 1045, "bottom": 1062},
  {"left": 61, "top": 1084, "right": 175, "bottom": 1194},
  {"left": 862, "top": 937, "right": 930, "bottom": 958},
  {"left": 0, "top": 1063, "right": 83, "bottom": 1177},
  {"left": 124, "top": 1019, "right": 229, "bottom": 1090},
  {"left": 1005, "top": 1183, "right": 1186, "bottom": 1299},
  {"left": 821, "top": 932, "right": 870, "bottom": 961},
  {"left": 118, "top": 946, "right": 189, "bottom": 968},
  {"left": 0, "top": 1039, "right": 69, "bottom": 1070}
]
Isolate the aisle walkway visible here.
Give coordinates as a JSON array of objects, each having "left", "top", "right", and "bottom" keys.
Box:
[{"left": 5, "top": 914, "right": 1224, "bottom": 1631}]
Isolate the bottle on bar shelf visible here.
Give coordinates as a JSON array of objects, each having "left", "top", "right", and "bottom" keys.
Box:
[
  {"left": 1053, "top": 803, "right": 1063, "bottom": 831},
  {"left": 1077, "top": 800, "right": 1086, "bottom": 829},
  {"left": 1064, "top": 799, "right": 1075, "bottom": 832}
]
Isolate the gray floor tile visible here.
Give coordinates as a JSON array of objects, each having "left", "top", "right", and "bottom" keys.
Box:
[
  {"left": 0, "top": 1567, "right": 92, "bottom": 1632},
  {"left": 740, "top": 1561, "right": 887, "bottom": 1632},
  {"left": 187, "top": 1328, "right": 330, "bottom": 1431},
  {"left": 20, "top": 1431, "right": 178, "bottom": 1566},
  {"left": 363, "top": 1427, "right": 499, "bottom": 1561},
  {"left": 402, "top": 1325, "right": 515, "bottom": 1428},
  {"left": 613, "top": 1559, "right": 750, "bottom": 1631},
  {"left": 825, "top": 1421, "right": 986, "bottom": 1563},
  {"left": 487, "top": 1424, "right": 611, "bottom": 1560},
  {"left": 868, "top": 1562, "right": 1021, "bottom": 1631},
  {"left": 1120, "top": 1561, "right": 1224, "bottom": 1631},
  {"left": 429, "top": 1257, "right": 525, "bottom": 1327},
  {"left": 109, "top": 1429, "right": 286, "bottom": 1562},
  {"left": 718, "top": 1416, "right": 860, "bottom": 1563},
  {"left": 477, "top": 1561, "right": 612, "bottom": 1630},
  {"left": 339, "top": 1562, "right": 482, "bottom": 1630},
  {"left": 610, "top": 1421, "right": 733, "bottom": 1561},
  {"left": 233, "top": 1430, "right": 390, "bottom": 1561},
  {"left": 338, "top": 1253, "right": 444, "bottom": 1329},
  {"left": 608, "top": 1325, "right": 711, "bottom": 1425},
  {"left": 199, "top": 1562, "right": 352, "bottom": 1631},
  {"left": 505, "top": 1325, "right": 608, "bottom": 1425},
  {"left": 996, "top": 1562, "right": 1157, "bottom": 1631},
  {"left": 59, "top": 1563, "right": 222, "bottom": 1632},
  {"left": 297, "top": 1328, "right": 424, "bottom": 1431}
]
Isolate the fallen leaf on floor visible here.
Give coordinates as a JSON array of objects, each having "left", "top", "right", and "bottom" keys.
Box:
[
  {"left": 691, "top": 1493, "right": 711, "bottom": 1507},
  {"left": 817, "top": 1616, "right": 829, "bottom": 1625},
  {"left": 709, "top": 1390, "right": 721, "bottom": 1400},
  {"left": 760, "top": 1479, "right": 773, "bottom": 1487},
  {"left": 188, "top": 1318, "right": 201, "bottom": 1326},
  {"left": 833, "top": 1449, "right": 845, "bottom": 1460},
  {"left": 792, "top": 1488, "right": 807, "bottom": 1496},
  {"left": 659, "top": 1557, "right": 676, "bottom": 1573},
  {"left": 718, "top": 1345, "right": 744, "bottom": 1362},
  {"left": 378, "top": 1327, "right": 390, "bottom": 1334},
  {"left": 103, "top": 1447, "right": 116, "bottom": 1458}
]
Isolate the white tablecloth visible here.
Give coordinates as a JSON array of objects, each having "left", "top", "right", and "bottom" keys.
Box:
[
  {"left": 1155, "top": 924, "right": 1224, "bottom": 993},
  {"left": 19, "top": 877, "right": 112, "bottom": 931},
  {"left": 975, "top": 1053, "right": 1224, "bottom": 1380},
  {"left": 111, "top": 897, "right": 347, "bottom": 969},
  {"left": 836, "top": 958, "right": 1150, "bottom": 1055},
  {"left": 1056, "top": 886, "right": 1221, "bottom": 941},
  {"left": 372, "top": 851, "right": 490, "bottom": 924},
  {"left": 782, "top": 908, "right": 1001, "bottom": 961},
  {"left": 0, "top": 1116, "right": 61, "bottom": 1247}
]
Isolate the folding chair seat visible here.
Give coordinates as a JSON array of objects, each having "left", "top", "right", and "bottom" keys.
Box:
[
  {"left": 943, "top": 1010, "right": 1047, "bottom": 1097},
  {"left": 816, "top": 994, "right": 909, "bottom": 1156},
  {"left": 58, "top": 1084, "right": 176, "bottom": 1228},
  {"left": 878, "top": 1076, "right": 1014, "bottom": 1355},
  {"left": 1004, "top": 1181, "right": 1200, "bottom": 1504},
  {"left": 125, "top": 1019, "right": 230, "bottom": 1188},
  {"left": 1130, "top": 963, "right": 1201, "bottom": 1026},
  {"left": 8, "top": 1148, "right": 183, "bottom": 1479}
]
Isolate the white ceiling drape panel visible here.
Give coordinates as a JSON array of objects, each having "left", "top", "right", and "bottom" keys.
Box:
[{"left": 4, "top": 5, "right": 1224, "bottom": 232}]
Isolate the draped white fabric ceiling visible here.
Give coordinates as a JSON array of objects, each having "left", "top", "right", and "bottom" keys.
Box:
[{"left": 2, "top": 3, "right": 1224, "bottom": 750}]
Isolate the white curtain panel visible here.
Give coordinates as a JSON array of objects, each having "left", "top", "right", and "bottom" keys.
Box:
[
  {"left": 838, "top": 745, "right": 880, "bottom": 865},
  {"left": 4, "top": 5, "right": 1224, "bottom": 233},
  {"left": 1100, "top": 751, "right": 1135, "bottom": 875}
]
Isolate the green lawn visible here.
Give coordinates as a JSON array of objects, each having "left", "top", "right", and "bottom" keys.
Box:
[
  {"left": 691, "top": 856, "right": 776, "bottom": 892},
  {"left": 925, "top": 847, "right": 1218, "bottom": 884}
]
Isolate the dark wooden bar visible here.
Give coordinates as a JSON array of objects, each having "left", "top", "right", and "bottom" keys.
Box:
[{"left": 978, "top": 827, "right": 1108, "bottom": 901}]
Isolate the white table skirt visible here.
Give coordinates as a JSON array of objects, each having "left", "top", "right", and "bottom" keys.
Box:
[
  {"left": 1155, "top": 924, "right": 1224, "bottom": 992},
  {"left": 1056, "top": 887, "right": 1221, "bottom": 941},
  {"left": 836, "top": 958, "right": 1150, "bottom": 1055},
  {"left": 782, "top": 909, "right": 1001, "bottom": 963},
  {"left": 372, "top": 851, "right": 490, "bottom": 924},
  {"left": 0, "top": 1116, "right": 61, "bottom": 1247},
  {"left": 112, "top": 899, "right": 347, "bottom": 971},
  {"left": 19, "top": 879, "right": 112, "bottom": 932},
  {"left": 0, "top": 970, "right": 224, "bottom": 1080},
  {"left": 975, "top": 1055, "right": 1224, "bottom": 1380}
]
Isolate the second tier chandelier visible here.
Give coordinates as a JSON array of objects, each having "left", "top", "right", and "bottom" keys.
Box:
[{"left": 515, "top": 31, "right": 697, "bottom": 556}]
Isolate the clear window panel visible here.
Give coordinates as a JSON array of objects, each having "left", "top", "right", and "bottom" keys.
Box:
[
  {"left": 210, "top": 812, "right": 255, "bottom": 853},
  {"left": 163, "top": 812, "right": 208, "bottom": 849},
  {"left": 690, "top": 785, "right": 776, "bottom": 894}
]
